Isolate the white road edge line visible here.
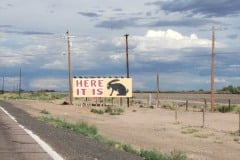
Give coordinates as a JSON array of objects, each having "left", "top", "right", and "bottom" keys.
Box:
[{"left": 0, "top": 106, "right": 64, "bottom": 160}]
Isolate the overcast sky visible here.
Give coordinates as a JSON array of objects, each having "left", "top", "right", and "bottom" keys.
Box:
[{"left": 0, "top": 0, "right": 240, "bottom": 91}]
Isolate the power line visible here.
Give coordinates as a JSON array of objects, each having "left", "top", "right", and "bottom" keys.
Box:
[
  {"left": 0, "top": 51, "right": 237, "bottom": 59},
  {"left": 0, "top": 53, "right": 62, "bottom": 58}
]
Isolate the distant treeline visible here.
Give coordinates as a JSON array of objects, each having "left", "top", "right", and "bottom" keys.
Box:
[
  {"left": 133, "top": 90, "right": 211, "bottom": 94},
  {"left": 134, "top": 85, "right": 240, "bottom": 94},
  {"left": 218, "top": 85, "right": 240, "bottom": 94}
]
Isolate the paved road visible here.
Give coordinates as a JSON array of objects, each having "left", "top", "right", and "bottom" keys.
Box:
[
  {"left": 0, "top": 107, "right": 53, "bottom": 160},
  {"left": 0, "top": 100, "right": 143, "bottom": 160}
]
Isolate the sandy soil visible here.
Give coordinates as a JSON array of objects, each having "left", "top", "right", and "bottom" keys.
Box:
[{"left": 8, "top": 99, "right": 240, "bottom": 160}]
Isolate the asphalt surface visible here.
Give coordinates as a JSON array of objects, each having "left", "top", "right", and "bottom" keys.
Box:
[
  {"left": 0, "top": 100, "right": 143, "bottom": 160},
  {"left": 0, "top": 106, "right": 53, "bottom": 160}
]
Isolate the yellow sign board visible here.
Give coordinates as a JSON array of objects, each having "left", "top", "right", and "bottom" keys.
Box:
[{"left": 72, "top": 77, "right": 132, "bottom": 97}]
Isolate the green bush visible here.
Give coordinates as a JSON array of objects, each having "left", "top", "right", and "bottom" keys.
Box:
[
  {"left": 105, "top": 107, "right": 124, "bottom": 115},
  {"left": 169, "top": 151, "right": 187, "bottom": 160},
  {"left": 122, "top": 144, "right": 138, "bottom": 154},
  {"left": 140, "top": 150, "right": 187, "bottom": 160},
  {"left": 40, "top": 109, "right": 50, "bottom": 115},
  {"left": 105, "top": 106, "right": 113, "bottom": 113},
  {"left": 215, "top": 104, "right": 238, "bottom": 113},
  {"left": 162, "top": 103, "right": 175, "bottom": 110},
  {"left": 73, "top": 122, "right": 97, "bottom": 137},
  {"left": 140, "top": 150, "right": 166, "bottom": 160},
  {"left": 91, "top": 109, "right": 104, "bottom": 114}
]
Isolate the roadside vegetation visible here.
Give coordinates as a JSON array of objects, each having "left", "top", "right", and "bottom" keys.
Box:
[
  {"left": 90, "top": 108, "right": 105, "bottom": 114},
  {"left": 38, "top": 116, "right": 187, "bottom": 160},
  {"left": 40, "top": 109, "right": 50, "bottom": 115},
  {"left": 39, "top": 116, "right": 97, "bottom": 137},
  {"left": 0, "top": 91, "right": 68, "bottom": 101},
  {"left": 215, "top": 104, "right": 239, "bottom": 113},
  {"left": 105, "top": 106, "right": 124, "bottom": 115},
  {"left": 162, "top": 103, "right": 175, "bottom": 110},
  {"left": 91, "top": 106, "right": 124, "bottom": 115},
  {"left": 218, "top": 85, "right": 240, "bottom": 94}
]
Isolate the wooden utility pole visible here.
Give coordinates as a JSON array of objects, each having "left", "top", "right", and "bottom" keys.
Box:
[
  {"left": 202, "top": 106, "right": 205, "bottom": 128},
  {"left": 19, "top": 68, "right": 21, "bottom": 96},
  {"left": 239, "top": 109, "right": 240, "bottom": 136},
  {"left": 1, "top": 76, "right": 4, "bottom": 94},
  {"left": 156, "top": 71, "right": 160, "bottom": 107},
  {"left": 125, "top": 34, "right": 130, "bottom": 107},
  {"left": 211, "top": 26, "right": 215, "bottom": 112},
  {"left": 66, "top": 31, "right": 73, "bottom": 105}
]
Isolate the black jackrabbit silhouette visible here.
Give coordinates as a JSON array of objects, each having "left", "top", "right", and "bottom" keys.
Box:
[{"left": 107, "top": 79, "right": 128, "bottom": 96}]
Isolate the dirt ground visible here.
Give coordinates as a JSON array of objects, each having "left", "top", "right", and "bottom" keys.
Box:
[{"left": 8, "top": 98, "right": 240, "bottom": 160}]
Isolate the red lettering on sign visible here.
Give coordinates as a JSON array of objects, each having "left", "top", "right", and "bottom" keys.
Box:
[
  {"left": 76, "top": 88, "right": 86, "bottom": 95},
  {"left": 91, "top": 80, "right": 96, "bottom": 87},
  {"left": 84, "top": 80, "right": 89, "bottom": 87},
  {"left": 81, "top": 89, "right": 86, "bottom": 95},
  {"left": 92, "top": 88, "right": 103, "bottom": 96},
  {"left": 97, "top": 88, "right": 103, "bottom": 95},
  {"left": 76, "top": 80, "right": 82, "bottom": 87},
  {"left": 98, "top": 80, "right": 103, "bottom": 87},
  {"left": 75, "top": 79, "right": 104, "bottom": 88},
  {"left": 92, "top": 89, "right": 96, "bottom": 95}
]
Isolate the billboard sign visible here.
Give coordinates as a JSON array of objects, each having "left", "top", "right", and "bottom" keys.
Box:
[{"left": 72, "top": 77, "right": 132, "bottom": 97}]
